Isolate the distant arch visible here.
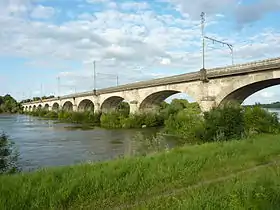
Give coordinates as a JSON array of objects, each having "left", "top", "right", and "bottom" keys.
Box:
[
  {"left": 32, "top": 105, "right": 36, "bottom": 111},
  {"left": 78, "top": 99, "right": 94, "bottom": 112},
  {"left": 62, "top": 101, "right": 73, "bottom": 111},
  {"left": 139, "top": 90, "right": 180, "bottom": 110},
  {"left": 52, "top": 102, "right": 59, "bottom": 111},
  {"left": 101, "top": 96, "right": 129, "bottom": 113},
  {"left": 29, "top": 106, "right": 32, "bottom": 112},
  {"left": 38, "top": 104, "right": 42, "bottom": 110},
  {"left": 44, "top": 104, "right": 50, "bottom": 110}
]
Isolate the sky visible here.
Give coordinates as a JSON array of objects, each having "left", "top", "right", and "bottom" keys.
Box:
[{"left": 0, "top": 0, "right": 279, "bottom": 104}]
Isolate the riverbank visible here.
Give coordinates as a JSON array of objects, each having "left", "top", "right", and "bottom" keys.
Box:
[{"left": 1, "top": 134, "right": 280, "bottom": 209}]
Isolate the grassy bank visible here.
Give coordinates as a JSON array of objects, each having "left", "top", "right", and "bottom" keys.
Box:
[
  {"left": 1, "top": 134, "right": 280, "bottom": 209},
  {"left": 137, "top": 164, "right": 280, "bottom": 209}
]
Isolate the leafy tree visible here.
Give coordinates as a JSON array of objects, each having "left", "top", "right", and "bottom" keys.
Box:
[{"left": 0, "top": 94, "right": 22, "bottom": 113}]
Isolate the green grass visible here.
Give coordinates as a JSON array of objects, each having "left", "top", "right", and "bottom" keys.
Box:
[
  {"left": 1, "top": 134, "right": 280, "bottom": 209},
  {"left": 135, "top": 164, "right": 280, "bottom": 209}
]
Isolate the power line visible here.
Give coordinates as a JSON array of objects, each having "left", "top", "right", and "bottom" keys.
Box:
[{"left": 204, "top": 36, "right": 234, "bottom": 65}]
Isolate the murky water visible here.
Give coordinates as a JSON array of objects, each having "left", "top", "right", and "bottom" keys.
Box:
[
  {"left": 0, "top": 109, "right": 279, "bottom": 171},
  {"left": 0, "top": 115, "right": 178, "bottom": 171}
]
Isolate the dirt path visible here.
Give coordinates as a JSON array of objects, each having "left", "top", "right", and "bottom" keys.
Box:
[{"left": 113, "top": 159, "right": 280, "bottom": 210}]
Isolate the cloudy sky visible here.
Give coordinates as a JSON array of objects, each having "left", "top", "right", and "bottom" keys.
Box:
[{"left": 0, "top": 0, "right": 279, "bottom": 104}]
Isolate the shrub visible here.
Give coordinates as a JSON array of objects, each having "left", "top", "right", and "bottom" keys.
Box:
[
  {"left": 202, "top": 102, "right": 245, "bottom": 142},
  {"left": 164, "top": 108, "right": 204, "bottom": 141},
  {"left": 0, "top": 133, "right": 19, "bottom": 174},
  {"left": 100, "top": 112, "right": 122, "bottom": 128},
  {"left": 45, "top": 111, "right": 58, "bottom": 119},
  {"left": 244, "top": 106, "right": 280, "bottom": 135}
]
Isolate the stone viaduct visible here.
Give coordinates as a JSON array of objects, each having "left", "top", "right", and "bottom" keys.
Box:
[{"left": 22, "top": 57, "right": 280, "bottom": 114}]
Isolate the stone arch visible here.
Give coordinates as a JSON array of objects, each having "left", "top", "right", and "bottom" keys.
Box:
[
  {"left": 52, "top": 102, "right": 59, "bottom": 111},
  {"left": 29, "top": 106, "right": 32, "bottom": 111},
  {"left": 101, "top": 96, "right": 129, "bottom": 113},
  {"left": 62, "top": 101, "right": 73, "bottom": 111},
  {"left": 32, "top": 105, "right": 36, "bottom": 111},
  {"left": 38, "top": 104, "right": 42, "bottom": 110},
  {"left": 219, "top": 78, "right": 280, "bottom": 106},
  {"left": 139, "top": 90, "right": 181, "bottom": 110},
  {"left": 44, "top": 104, "right": 50, "bottom": 110},
  {"left": 78, "top": 99, "right": 94, "bottom": 112}
]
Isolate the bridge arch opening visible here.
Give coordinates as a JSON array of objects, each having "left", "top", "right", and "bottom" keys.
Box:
[
  {"left": 101, "top": 96, "right": 130, "bottom": 115},
  {"left": 44, "top": 104, "right": 50, "bottom": 110},
  {"left": 29, "top": 106, "right": 32, "bottom": 112},
  {"left": 220, "top": 79, "right": 280, "bottom": 106},
  {"left": 62, "top": 101, "right": 73, "bottom": 111},
  {"left": 52, "top": 102, "right": 59, "bottom": 111},
  {"left": 38, "top": 104, "right": 42, "bottom": 110},
  {"left": 140, "top": 91, "right": 199, "bottom": 112},
  {"left": 32, "top": 105, "right": 36, "bottom": 111},
  {"left": 78, "top": 99, "right": 94, "bottom": 112}
]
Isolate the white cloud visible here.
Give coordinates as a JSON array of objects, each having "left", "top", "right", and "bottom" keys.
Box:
[
  {"left": 30, "top": 5, "right": 55, "bottom": 19},
  {"left": 120, "top": 2, "right": 150, "bottom": 11},
  {"left": 0, "top": 0, "right": 279, "bottom": 102}
]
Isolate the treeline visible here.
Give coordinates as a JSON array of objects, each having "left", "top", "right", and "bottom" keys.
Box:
[
  {"left": 21, "top": 95, "right": 55, "bottom": 103},
  {"left": 245, "top": 102, "right": 280, "bottom": 109},
  {"left": 0, "top": 95, "right": 22, "bottom": 114}
]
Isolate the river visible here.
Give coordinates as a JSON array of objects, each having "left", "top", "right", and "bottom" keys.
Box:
[
  {"left": 1, "top": 109, "right": 279, "bottom": 171},
  {"left": 0, "top": 114, "right": 180, "bottom": 171}
]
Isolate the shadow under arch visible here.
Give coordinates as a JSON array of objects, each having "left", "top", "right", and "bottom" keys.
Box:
[
  {"left": 44, "top": 104, "right": 50, "bottom": 110},
  {"left": 62, "top": 101, "right": 73, "bottom": 111},
  {"left": 101, "top": 96, "right": 130, "bottom": 113},
  {"left": 219, "top": 78, "right": 280, "bottom": 106},
  {"left": 52, "top": 102, "right": 59, "bottom": 111},
  {"left": 78, "top": 99, "right": 94, "bottom": 112}
]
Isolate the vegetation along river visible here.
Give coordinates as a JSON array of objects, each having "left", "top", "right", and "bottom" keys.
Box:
[{"left": 1, "top": 108, "right": 279, "bottom": 171}]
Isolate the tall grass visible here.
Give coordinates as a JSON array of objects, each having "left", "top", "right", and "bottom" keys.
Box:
[
  {"left": 1, "top": 134, "right": 280, "bottom": 209},
  {"left": 137, "top": 164, "right": 280, "bottom": 209}
]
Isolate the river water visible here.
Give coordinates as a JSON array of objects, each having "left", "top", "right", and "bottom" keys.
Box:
[
  {"left": 0, "top": 115, "right": 179, "bottom": 171},
  {"left": 0, "top": 109, "right": 279, "bottom": 171}
]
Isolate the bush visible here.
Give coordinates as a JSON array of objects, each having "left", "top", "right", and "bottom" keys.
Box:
[
  {"left": 164, "top": 108, "right": 204, "bottom": 141},
  {"left": 0, "top": 133, "right": 19, "bottom": 174},
  {"left": 45, "top": 111, "right": 58, "bottom": 119},
  {"left": 202, "top": 102, "right": 245, "bottom": 142},
  {"left": 244, "top": 106, "right": 280, "bottom": 135},
  {"left": 100, "top": 112, "right": 122, "bottom": 128}
]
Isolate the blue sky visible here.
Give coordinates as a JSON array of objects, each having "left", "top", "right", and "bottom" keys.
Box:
[{"left": 0, "top": 0, "right": 279, "bottom": 104}]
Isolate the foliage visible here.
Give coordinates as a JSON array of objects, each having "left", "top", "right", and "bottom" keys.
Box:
[
  {"left": 164, "top": 106, "right": 204, "bottom": 141},
  {"left": 100, "top": 111, "right": 165, "bottom": 129},
  {"left": 202, "top": 102, "right": 245, "bottom": 142},
  {"left": 131, "top": 132, "right": 169, "bottom": 156},
  {"left": 0, "top": 133, "right": 19, "bottom": 174},
  {"left": 0, "top": 94, "right": 22, "bottom": 113},
  {"left": 251, "top": 101, "right": 280, "bottom": 109},
  {"left": 116, "top": 102, "right": 130, "bottom": 117},
  {"left": 1, "top": 134, "right": 280, "bottom": 209},
  {"left": 100, "top": 112, "right": 122, "bottom": 128},
  {"left": 244, "top": 106, "right": 280, "bottom": 135}
]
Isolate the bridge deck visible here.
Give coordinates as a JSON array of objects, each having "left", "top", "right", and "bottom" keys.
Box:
[{"left": 24, "top": 57, "right": 280, "bottom": 103}]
